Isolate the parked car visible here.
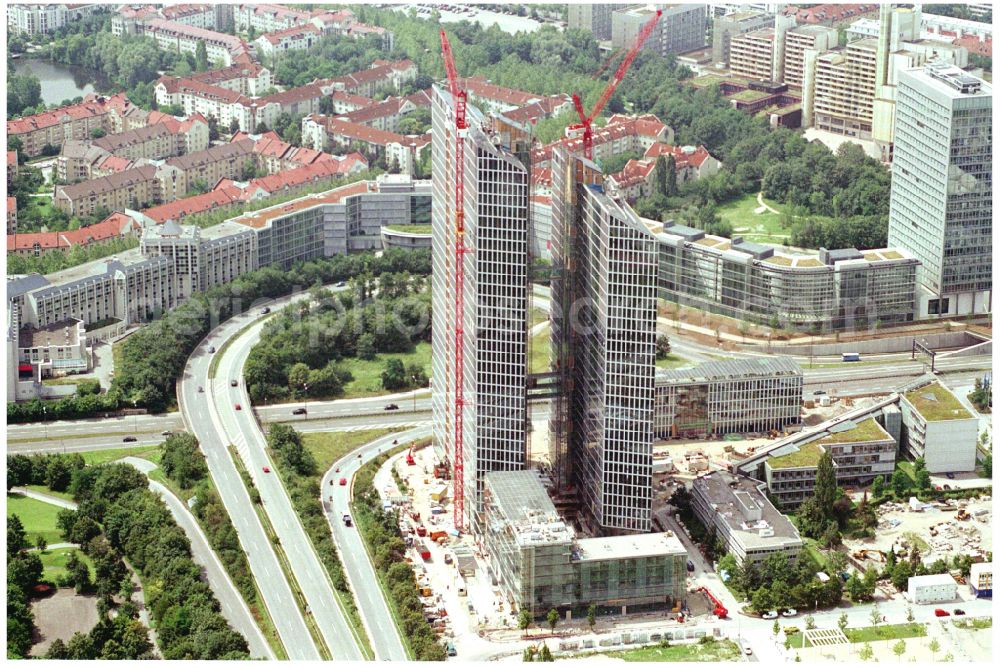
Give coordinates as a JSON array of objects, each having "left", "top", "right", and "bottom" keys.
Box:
[
  {"left": 260, "top": 307, "right": 270, "bottom": 315},
  {"left": 946, "top": 472, "right": 956, "bottom": 479},
  {"left": 198, "top": 386, "right": 204, "bottom": 393},
  {"left": 339, "top": 478, "right": 347, "bottom": 486},
  {"left": 335, "top": 281, "right": 346, "bottom": 288},
  {"left": 954, "top": 609, "right": 965, "bottom": 616},
  {"left": 230, "top": 379, "right": 238, "bottom": 387},
  {"left": 161, "top": 430, "right": 172, "bottom": 436},
  {"left": 235, "top": 403, "right": 242, "bottom": 411},
  {"left": 262, "top": 466, "right": 270, "bottom": 473},
  {"left": 446, "top": 642, "right": 457, "bottom": 657},
  {"left": 686, "top": 560, "right": 695, "bottom": 572},
  {"left": 943, "top": 484, "right": 951, "bottom": 490},
  {"left": 385, "top": 403, "right": 399, "bottom": 411},
  {"left": 123, "top": 436, "right": 137, "bottom": 443},
  {"left": 343, "top": 514, "right": 352, "bottom": 527},
  {"left": 782, "top": 609, "right": 797, "bottom": 617},
  {"left": 334, "top": 466, "right": 340, "bottom": 473},
  {"left": 742, "top": 641, "right": 753, "bottom": 656},
  {"left": 292, "top": 408, "right": 307, "bottom": 415},
  {"left": 934, "top": 609, "right": 950, "bottom": 617},
  {"left": 208, "top": 345, "right": 215, "bottom": 353},
  {"left": 762, "top": 611, "right": 779, "bottom": 620}
]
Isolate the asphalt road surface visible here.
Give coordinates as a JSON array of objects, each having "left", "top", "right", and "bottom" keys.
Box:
[{"left": 322, "top": 427, "right": 432, "bottom": 661}]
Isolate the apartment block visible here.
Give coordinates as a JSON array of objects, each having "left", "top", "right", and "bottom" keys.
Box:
[
  {"left": 549, "top": 145, "right": 659, "bottom": 536},
  {"left": 613, "top": 4, "right": 708, "bottom": 58},
  {"left": 328, "top": 59, "right": 418, "bottom": 98},
  {"left": 139, "top": 18, "right": 253, "bottom": 66},
  {"left": 899, "top": 379, "right": 979, "bottom": 473},
  {"left": 7, "top": 93, "right": 130, "bottom": 158},
  {"left": 483, "top": 470, "right": 687, "bottom": 616},
  {"left": 532, "top": 114, "right": 674, "bottom": 170},
  {"left": 568, "top": 3, "right": 615, "bottom": 40},
  {"left": 691, "top": 471, "right": 803, "bottom": 567},
  {"left": 712, "top": 10, "right": 774, "bottom": 65},
  {"left": 730, "top": 29, "right": 776, "bottom": 81},
  {"left": 7, "top": 3, "right": 103, "bottom": 35},
  {"left": 654, "top": 357, "right": 802, "bottom": 440},
  {"left": 783, "top": 24, "right": 838, "bottom": 88},
  {"left": 764, "top": 416, "right": 896, "bottom": 507},
  {"left": 887, "top": 64, "right": 991, "bottom": 317},
  {"left": 301, "top": 115, "right": 429, "bottom": 174},
  {"left": 54, "top": 165, "right": 163, "bottom": 218},
  {"left": 431, "top": 85, "right": 530, "bottom": 534},
  {"left": 804, "top": 38, "right": 879, "bottom": 139},
  {"left": 164, "top": 139, "right": 257, "bottom": 196}
]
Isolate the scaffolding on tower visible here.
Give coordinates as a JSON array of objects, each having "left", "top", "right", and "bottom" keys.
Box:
[{"left": 440, "top": 29, "right": 467, "bottom": 532}]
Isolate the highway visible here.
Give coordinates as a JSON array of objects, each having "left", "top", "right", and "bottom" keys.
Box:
[
  {"left": 214, "top": 313, "right": 364, "bottom": 661},
  {"left": 322, "top": 428, "right": 431, "bottom": 662},
  {"left": 180, "top": 305, "right": 319, "bottom": 660}
]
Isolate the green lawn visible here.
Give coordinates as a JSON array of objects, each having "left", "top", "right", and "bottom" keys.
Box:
[
  {"left": 656, "top": 353, "right": 690, "bottom": 370},
  {"left": 338, "top": 342, "right": 431, "bottom": 399},
  {"left": 40, "top": 376, "right": 90, "bottom": 386},
  {"left": 39, "top": 547, "right": 94, "bottom": 583},
  {"left": 716, "top": 193, "right": 789, "bottom": 244},
  {"left": 787, "top": 623, "right": 926, "bottom": 648},
  {"left": 599, "top": 638, "right": 742, "bottom": 661},
  {"left": 530, "top": 326, "right": 551, "bottom": 374},
  {"left": 80, "top": 445, "right": 161, "bottom": 466},
  {"left": 302, "top": 429, "right": 401, "bottom": 472},
  {"left": 6, "top": 493, "right": 66, "bottom": 544},
  {"left": 383, "top": 224, "right": 432, "bottom": 235},
  {"left": 530, "top": 305, "right": 549, "bottom": 329}
]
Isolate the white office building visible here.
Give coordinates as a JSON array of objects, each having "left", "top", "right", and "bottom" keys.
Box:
[
  {"left": 908, "top": 573, "right": 958, "bottom": 604},
  {"left": 887, "top": 63, "right": 991, "bottom": 317}
]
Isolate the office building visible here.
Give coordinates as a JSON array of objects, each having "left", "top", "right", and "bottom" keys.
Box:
[
  {"left": 568, "top": 4, "right": 615, "bottom": 40},
  {"left": 431, "top": 86, "right": 530, "bottom": 534},
  {"left": 654, "top": 357, "right": 802, "bottom": 440},
  {"left": 691, "top": 471, "right": 803, "bottom": 567},
  {"left": 898, "top": 378, "right": 978, "bottom": 474},
  {"left": 712, "top": 10, "right": 774, "bottom": 65},
  {"left": 648, "top": 220, "right": 919, "bottom": 332},
  {"left": 887, "top": 64, "right": 991, "bottom": 317},
  {"left": 482, "top": 470, "right": 687, "bottom": 616},
  {"left": 549, "top": 145, "right": 659, "bottom": 536},
  {"left": 908, "top": 574, "right": 958, "bottom": 605},
  {"left": 764, "top": 416, "right": 896, "bottom": 507},
  {"left": 969, "top": 562, "right": 992, "bottom": 599},
  {"left": 613, "top": 4, "right": 708, "bottom": 58}
]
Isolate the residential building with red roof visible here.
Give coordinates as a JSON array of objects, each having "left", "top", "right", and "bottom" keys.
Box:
[
  {"left": 337, "top": 93, "right": 429, "bottom": 134},
  {"left": 254, "top": 23, "right": 323, "bottom": 59},
  {"left": 606, "top": 144, "right": 721, "bottom": 201},
  {"left": 236, "top": 154, "right": 369, "bottom": 202},
  {"left": 184, "top": 62, "right": 272, "bottom": 97},
  {"left": 54, "top": 165, "right": 165, "bottom": 218},
  {"left": 531, "top": 113, "right": 675, "bottom": 169},
  {"left": 328, "top": 60, "right": 418, "bottom": 97},
  {"left": 7, "top": 197, "right": 17, "bottom": 235},
  {"left": 7, "top": 93, "right": 130, "bottom": 157},
  {"left": 235, "top": 3, "right": 314, "bottom": 33},
  {"left": 7, "top": 212, "right": 142, "bottom": 256},
  {"left": 8, "top": 151, "right": 19, "bottom": 183},
  {"left": 138, "top": 18, "right": 252, "bottom": 66},
  {"left": 302, "top": 115, "right": 428, "bottom": 174},
  {"left": 781, "top": 4, "right": 878, "bottom": 25},
  {"left": 141, "top": 186, "right": 245, "bottom": 224}
]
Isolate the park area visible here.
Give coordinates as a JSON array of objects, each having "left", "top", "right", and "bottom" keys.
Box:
[{"left": 716, "top": 193, "right": 791, "bottom": 246}]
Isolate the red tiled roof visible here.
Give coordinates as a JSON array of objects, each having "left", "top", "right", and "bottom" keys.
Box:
[
  {"left": 7, "top": 151, "right": 17, "bottom": 167},
  {"left": 187, "top": 62, "right": 266, "bottom": 87},
  {"left": 257, "top": 81, "right": 326, "bottom": 107},
  {"left": 340, "top": 97, "right": 405, "bottom": 124},
  {"left": 97, "top": 155, "right": 133, "bottom": 173},
  {"left": 143, "top": 18, "right": 246, "bottom": 49},
  {"left": 781, "top": 3, "right": 877, "bottom": 23},
  {"left": 160, "top": 3, "right": 213, "bottom": 21},
  {"left": 532, "top": 114, "right": 669, "bottom": 164},
  {"left": 315, "top": 116, "right": 412, "bottom": 147},
  {"left": 7, "top": 94, "right": 125, "bottom": 135},
  {"left": 953, "top": 35, "right": 992, "bottom": 56},
  {"left": 142, "top": 187, "right": 244, "bottom": 224},
  {"left": 500, "top": 95, "right": 571, "bottom": 124},
  {"left": 7, "top": 212, "right": 138, "bottom": 251},
  {"left": 609, "top": 158, "right": 656, "bottom": 190},
  {"left": 235, "top": 178, "right": 372, "bottom": 229},
  {"left": 330, "top": 60, "right": 415, "bottom": 90},
  {"left": 457, "top": 76, "right": 538, "bottom": 107},
  {"left": 8, "top": 196, "right": 17, "bottom": 213},
  {"left": 156, "top": 76, "right": 251, "bottom": 105},
  {"left": 643, "top": 143, "right": 713, "bottom": 169},
  {"left": 260, "top": 23, "right": 321, "bottom": 44},
  {"left": 331, "top": 91, "right": 374, "bottom": 108}
]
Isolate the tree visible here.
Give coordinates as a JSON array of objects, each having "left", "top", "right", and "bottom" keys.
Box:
[
  {"left": 891, "top": 560, "right": 914, "bottom": 591},
  {"left": 195, "top": 40, "right": 209, "bottom": 72},
  {"left": 814, "top": 451, "right": 838, "bottom": 511},
  {"left": 518, "top": 609, "right": 532, "bottom": 636},
  {"left": 586, "top": 604, "right": 597, "bottom": 633},
  {"left": 665, "top": 154, "right": 678, "bottom": 196},
  {"left": 859, "top": 643, "right": 874, "bottom": 661},
  {"left": 90, "top": 128, "right": 107, "bottom": 139},
  {"left": 891, "top": 469, "right": 910, "bottom": 498},
  {"left": 928, "top": 638, "right": 940, "bottom": 660},
  {"left": 805, "top": 615, "right": 816, "bottom": 630},
  {"left": 653, "top": 155, "right": 668, "bottom": 197},
  {"left": 35, "top": 534, "right": 48, "bottom": 552},
  {"left": 538, "top": 644, "right": 553, "bottom": 662},
  {"left": 8, "top": 513, "right": 27, "bottom": 557},
  {"left": 773, "top": 619, "right": 780, "bottom": 636},
  {"left": 915, "top": 466, "right": 931, "bottom": 492},
  {"left": 838, "top": 613, "right": 848, "bottom": 633},
  {"left": 655, "top": 334, "right": 671, "bottom": 359},
  {"left": 892, "top": 639, "right": 906, "bottom": 662},
  {"left": 906, "top": 605, "right": 914, "bottom": 622},
  {"left": 870, "top": 603, "right": 881, "bottom": 629},
  {"left": 546, "top": 608, "right": 559, "bottom": 633},
  {"left": 751, "top": 587, "right": 773, "bottom": 614},
  {"left": 357, "top": 333, "right": 377, "bottom": 360},
  {"left": 871, "top": 475, "right": 885, "bottom": 499},
  {"left": 381, "top": 358, "right": 407, "bottom": 390}
]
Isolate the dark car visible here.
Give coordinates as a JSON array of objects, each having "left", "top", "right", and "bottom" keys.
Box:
[
  {"left": 946, "top": 472, "right": 956, "bottom": 479},
  {"left": 385, "top": 403, "right": 399, "bottom": 410},
  {"left": 292, "top": 408, "right": 307, "bottom": 415},
  {"left": 954, "top": 609, "right": 965, "bottom": 616},
  {"left": 231, "top": 379, "right": 238, "bottom": 387},
  {"left": 123, "top": 436, "right": 138, "bottom": 443},
  {"left": 686, "top": 560, "right": 695, "bottom": 572},
  {"left": 260, "top": 307, "right": 271, "bottom": 315},
  {"left": 208, "top": 345, "right": 216, "bottom": 353},
  {"left": 198, "top": 386, "right": 204, "bottom": 393}
]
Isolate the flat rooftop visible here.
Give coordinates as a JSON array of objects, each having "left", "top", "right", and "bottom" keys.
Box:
[
  {"left": 904, "top": 381, "right": 973, "bottom": 422},
  {"left": 657, "top": 356, "right": 801, "bottom": 384},
  {"left": 816, "top": 417, "right": 891, "bottom": 445},
  {"left": 574, "top": 532, "right": 686, "bottom": 562},
  {"left": 233, "top": 180, "right": 373, "bottom": 230},
  {"left": 694, "top": 471, "right": 802, "bottom": 550},
  {"left": 767, "top": 441, "right": 825, "bottom": 470},
  {"left": 19, "top": 318, "right": 82, "bottom": 348}
]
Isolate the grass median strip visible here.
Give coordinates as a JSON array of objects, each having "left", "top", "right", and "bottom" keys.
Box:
[{"left": 228, "top": 445, "right": 332, "bottom": 660}]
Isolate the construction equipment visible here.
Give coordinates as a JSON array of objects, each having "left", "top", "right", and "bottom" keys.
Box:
[
  {"left": 406, "top": 444, "right": 416, "bottom": 466},
  {"left": 695, "top": 586, "right": 728, "bottom": 618},
  {"left": 567, "top": 8, "right": 661, "bottom": 160},
  {"left": 439, "top": 28, "right": 467, "bottom": 532}
]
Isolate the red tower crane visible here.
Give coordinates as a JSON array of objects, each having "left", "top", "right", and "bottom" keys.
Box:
[
  {"left": 439, "top": 29, "right": 467, "bottom": 532},
  {"left": 569, "top": 9, "right": 662, "bottom": 160}
]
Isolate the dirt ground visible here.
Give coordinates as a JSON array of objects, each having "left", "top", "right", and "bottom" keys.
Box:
[
  {"left": 843, "top": 497, "right": 993, "bottom": 570},
  {"left": 29, "top": 589, "right": 100, "bottom": 657}
]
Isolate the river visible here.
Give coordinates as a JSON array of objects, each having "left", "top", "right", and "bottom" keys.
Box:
[{"left": 12, "top": 58, "right": 112, "bottom": 107}]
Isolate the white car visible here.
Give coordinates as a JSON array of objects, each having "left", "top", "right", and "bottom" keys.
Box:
[
  {"left": 782, "top": 608, "right": 797, "bottom": 617},
  {"left": 742, "top": 643, "right": 753, "bottom": 656},
  {"left": 762, "top": 610, "right": 779, "bottom": 620}
]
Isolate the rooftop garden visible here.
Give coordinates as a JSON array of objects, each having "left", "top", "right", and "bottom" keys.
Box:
[
  {"left": 730, "top": 88, "right": 770, "bottom": 102},
  {"left": 383, "top": 224, "right": 432, "bottom": 235},
  {"left": 817, "top": 417, "right": 889, "bottom": 445},
  {"left": 768, "top": 441, "right": 825, "bottom": 469},
  {"left": 904, "top": 382, "right": 973, "bottom": 422}
]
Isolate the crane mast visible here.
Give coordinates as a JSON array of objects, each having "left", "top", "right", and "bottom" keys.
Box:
[
  {"left": 571, "top": 9, "right": 661, "bottom": 160},
  {"left": 440, "top": 29, "right": 467, "bottom": 532}
]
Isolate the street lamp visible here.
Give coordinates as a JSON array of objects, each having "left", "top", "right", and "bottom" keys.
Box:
[
  {"left": 411, "top": 375, "right": 418, "bottom": 412},
  {"left": 302, "top": 382, "right": 309, "bottom": 418}
]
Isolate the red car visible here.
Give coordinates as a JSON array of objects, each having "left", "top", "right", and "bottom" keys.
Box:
[
  {"left": 339, "top": 477, "right": 347, "bottom": 486},
  {"left": 934, "top": 609, "right": 950, "bottom": 617},
  {"left": 235, "top": 403, "right": 242, "bottom": 411},
  {"left": 335, "top": 467, "right": 340, "bottom": 473},
  {"left": 262, "top": 466, "right": 270, "bottom": 473}
]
